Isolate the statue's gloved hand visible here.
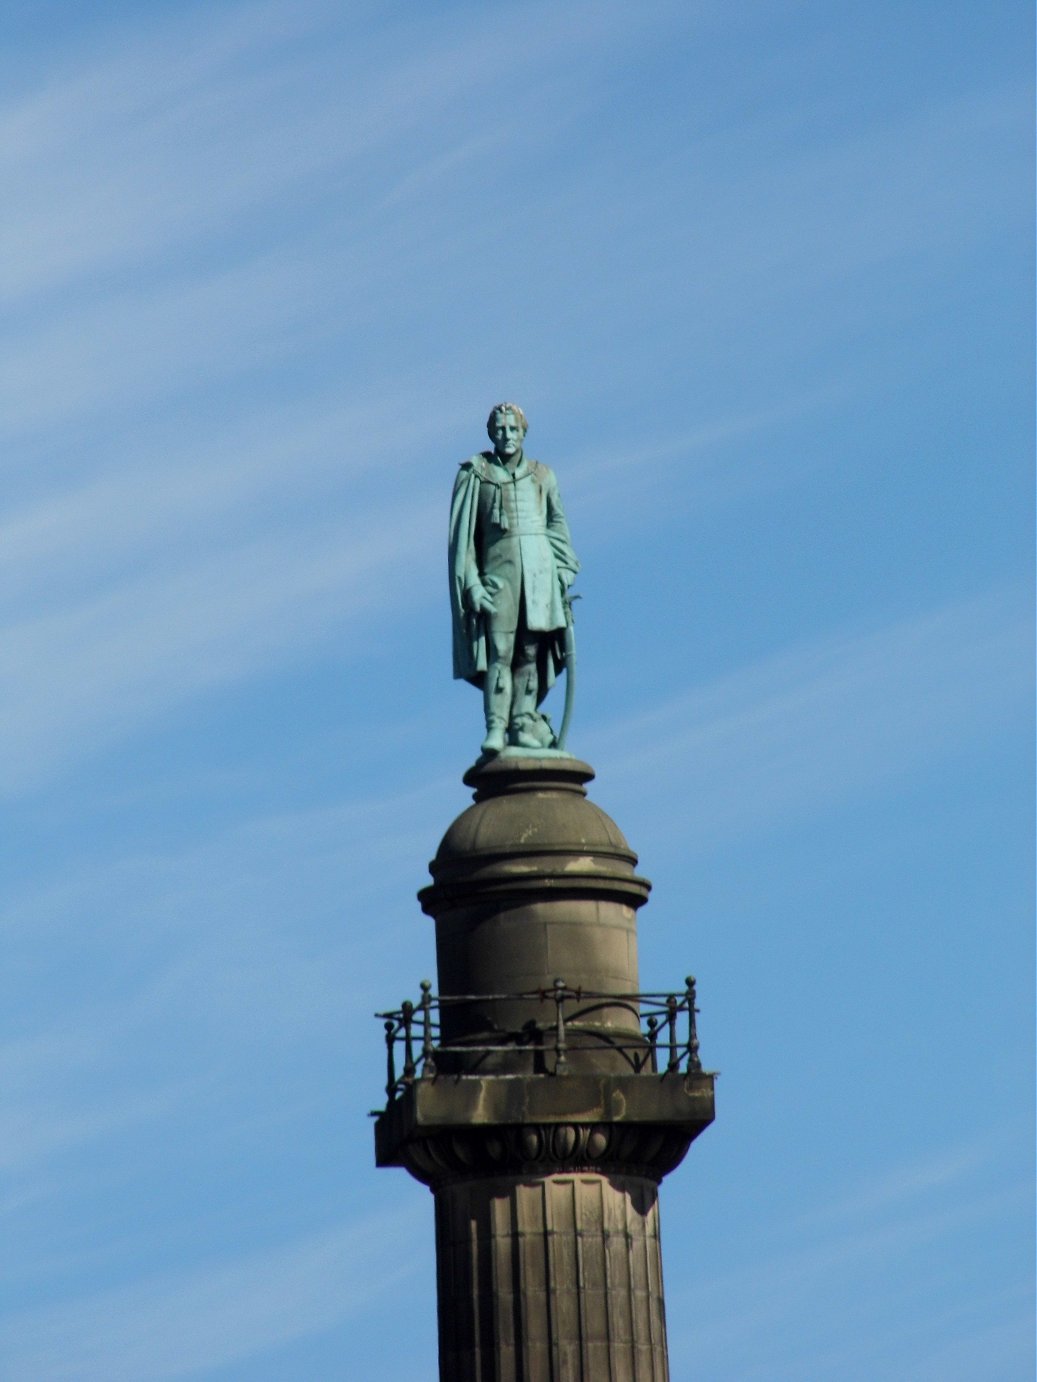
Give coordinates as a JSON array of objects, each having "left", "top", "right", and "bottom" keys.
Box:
[{"left": 466, "top": 583, "right": 496, "bottom": 616}]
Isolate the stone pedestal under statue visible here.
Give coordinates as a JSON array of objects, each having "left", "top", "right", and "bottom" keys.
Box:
[{"left": 374, "top": 756, "right": 714, "bottom": 1382}]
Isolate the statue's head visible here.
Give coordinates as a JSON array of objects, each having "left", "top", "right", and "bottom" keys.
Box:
[
  {"left": 483, "top": 400, "right": 522, "bottom": 436},
  {"left": 486, "top": 403, "right": 528, "bottom": 461}
]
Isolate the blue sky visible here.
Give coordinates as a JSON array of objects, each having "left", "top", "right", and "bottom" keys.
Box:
[{"left": 1, "top": 1, "right": 1032, "bottom": 1377}]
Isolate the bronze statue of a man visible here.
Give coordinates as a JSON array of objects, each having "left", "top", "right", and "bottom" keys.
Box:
[{"left": 449, "top": 404, "right": 579, "bottom": 754}]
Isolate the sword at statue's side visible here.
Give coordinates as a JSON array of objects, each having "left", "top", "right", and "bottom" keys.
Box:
[{"left": 555, "top": 592, "right": 579, "bottom": 752}]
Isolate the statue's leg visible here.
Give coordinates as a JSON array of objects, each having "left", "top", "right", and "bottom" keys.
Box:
[
  {"left": 510, "top": 632, "right": 547, "bottom": 748},
  {"left": 482, "top": 625, "right": 515, "bottom": 754}
]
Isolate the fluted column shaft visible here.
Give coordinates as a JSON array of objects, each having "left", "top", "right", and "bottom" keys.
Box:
[{"left": 435, "top": 1172, "right": 669, "bottom": 1382}]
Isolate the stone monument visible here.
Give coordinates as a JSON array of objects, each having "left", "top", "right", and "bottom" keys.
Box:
[
  {"left": 373, "top": 406, "right": 715, "bottom": 1381},
  {"left": 449, "top": 403, "right": 578, "bottom": 754}
]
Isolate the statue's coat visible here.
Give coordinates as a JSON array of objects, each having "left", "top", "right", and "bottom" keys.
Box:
[{"left": 449, "top": 452, "right": 579, "bottom": 696}]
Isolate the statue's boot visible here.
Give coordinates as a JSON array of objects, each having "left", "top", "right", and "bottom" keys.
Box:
[
  {"left": 481, "top": 663, "right": 511, "bottom": 754},
  {"left": 509, "top": 661, "right": 545, "bottom": 748}
]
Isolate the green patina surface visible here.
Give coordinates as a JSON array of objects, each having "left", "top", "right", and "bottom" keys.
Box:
[{"left": 449, "top": 404, "right": 579, "bottom": 757}]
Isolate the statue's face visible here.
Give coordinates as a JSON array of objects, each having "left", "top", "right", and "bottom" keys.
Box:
[{"left": 489, "top": 411, "right": 525, "bottom": 461}]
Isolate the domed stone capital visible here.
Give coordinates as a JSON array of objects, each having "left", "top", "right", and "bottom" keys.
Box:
[{"left": 419, "top": 755, "right": 651, "bottom": 916}]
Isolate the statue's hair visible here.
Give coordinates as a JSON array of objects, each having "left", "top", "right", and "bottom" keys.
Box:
[{"left": 486, "top": 402, "right": 528, "bottom": 435}]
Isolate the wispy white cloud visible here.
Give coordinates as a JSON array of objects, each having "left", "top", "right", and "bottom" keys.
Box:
[
  {"left": 4, "top": 764, "right": 452, "bottom": 940},
  {"left": 588, "top": 587, "right": 1029, "bottom": 851},
  {"left": 563, "top": 381, "right": 855, "bottom": 523},
  {"left": 0, "top": 0, "right": 634, "bottom": 468},
  {"left": 2, "top": 0, "right": 1016, "bottom": 450},
  {"left": 0, "top": 1075, "right": 203, "bottom": 1177},
  {"left": 0, "top": 0, "right": 649, "bottom": 312},
  {"left": 0, "top": 491, "right": 440, "bottom": 793},
  {"left": 0, "top": 251, "right": 355, "bottom": 435},
  {"left": 0, "top": 4, "right": 333, "bottom": 306},
  {"left": 794, "top": 1139, "right": 990, "bottom": 1228},
  {"left": 0, "top": 769, "right": 451, "bottom": 1213},
  {"left": 0, "top": 1207, "right": 423, "bottom": 1381},
  {"left": 695, "top": 84, "right": 1026, "bottom": 302},
  {"left": 895, "top": 1306, "right": 1036, "bottom": 1382},
  {"left": 667, "top": 1138, "right": 1034, "bottom": 1381}
]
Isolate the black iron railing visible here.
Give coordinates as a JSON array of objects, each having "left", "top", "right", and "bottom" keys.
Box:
[{"left": 374, "top": 977, "right": 703, "bottom": 1102}]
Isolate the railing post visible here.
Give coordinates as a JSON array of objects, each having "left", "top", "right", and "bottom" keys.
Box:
[
  {"left": 384, "top": 1019, "right": 397, "bottom": 1098},
  {"left": 420, "top": 979, "right": 436, "bottom": 1077},
  {"left": 666, "top": 994, "right": 679, "bottom": 1073},
  {"left": 401, "top": 1000, "right": 416, "bottom": 1082},
  {"left": 685, "top": 976, "right": 701, "bottom": 1073},
  {"left": 553, "top": 977, "right": 569, "bottom": 1073},
  {"left": 646, "top": 1014, "right": 659, "bottom": 1073}
]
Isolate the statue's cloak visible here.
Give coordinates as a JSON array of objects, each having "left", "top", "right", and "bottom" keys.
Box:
[{"left": 449, "top": 452, "right": 577, "bottom": 699}]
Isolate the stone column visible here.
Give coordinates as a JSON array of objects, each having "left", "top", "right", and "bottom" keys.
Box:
[
  {"left": 435, "top": 1173, "right": 668, "bottom": 1382},
  {"left": 374, "top": 756, "right": 714, "bottom": 1382}
]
